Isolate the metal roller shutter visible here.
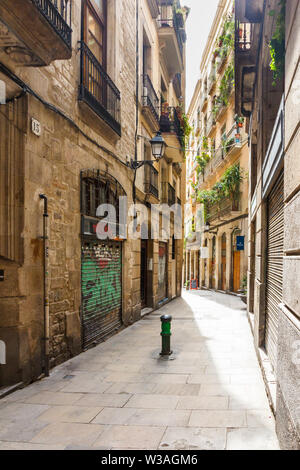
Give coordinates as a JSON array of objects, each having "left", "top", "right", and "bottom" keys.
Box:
[
  {"left": 265, "top": 172, "right": 284, "bottom": 373},
  {"left": 81, "top": 240, "right": 122, "bottom": 349}
]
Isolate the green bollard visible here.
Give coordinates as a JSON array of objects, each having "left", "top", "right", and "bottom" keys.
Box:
[{"left": 160, "top": 314, "right": 172, "bottom": 356}]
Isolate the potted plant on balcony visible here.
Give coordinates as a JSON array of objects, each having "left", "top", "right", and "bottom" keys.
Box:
[
  {"left": 175, "top": 9, "right": 185, "bottom": 28},
  {"left": 222, "top": 163, "right": 243, "bottom": 208},
  {"left": 234, "top": 114, "right": 244, "bottom": 127}
]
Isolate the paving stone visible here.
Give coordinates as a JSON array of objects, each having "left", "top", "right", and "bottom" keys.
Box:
[
  {"left": 104, "top": 382, "right": 156, "bottom": 395},
  {"left": 158, "top": 427, "right": 226, "bottom": 450},
  {"left": 127, "top": 409, "right": 191, "bottom": 427},
  {"left": 146, "top": 374, "right": 189, "bottom": 384},
  {"left": 0, "top": 291, "right": 278, "bottom": 450},
  {"left": 226, "top": 427, "right": 280, "bottom": 450},
  {"left": 125, "top": 394, "right": 179, "bottom": 409},
  {"left": 189, "top": 410, "right": 247, "bottom": 428},
  {"left": 0, "top": 403, "right": 49, "bottom": 422},
  {"left": 151, "top": 383, "right": 200, "bottom": 396},
  {"left": 187, "top": 374, "right": 231, "bottom": 385},
  {"left": 75, "top": 393, "right": 132, "bottom": 408},
  {"left": 91, "top": 407, "right": 137, "bottom": 425},
  {"left": 37, "top": 405, "right": 103, "bottom": 423},
  {"left": 0, "top": 441, "right": 65, "bottom": 450},
  {"left": 0, "top": 418, "right": 49, "bottom": 443},
  {"left": 59, "top": 378, "right": 112, "bottom": 394},
  {"left": 246, "top": 409, "right": 276, "bottom": 429},
  {"left": 23, "top": 391, "right": 83, "bottom": 406},
  {"left": 177, "top": 396, "right": 228, "bottom": 410},
  {"left": 93, "top": 425, "right": 165, "bottom": 450},
  {"left": 31, "top": 422, "right": 106, "bottom": 447}
]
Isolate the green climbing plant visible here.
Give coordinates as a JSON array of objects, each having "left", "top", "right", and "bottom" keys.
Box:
[
  {"left": 269, "top": 0, "right": 286, "bottom": 85},
  {"left": 196, "top": 164, "right": 244, "bottom": 221},
  {"left": 195, "top": 136, "right": 211, "bottom": 175}
]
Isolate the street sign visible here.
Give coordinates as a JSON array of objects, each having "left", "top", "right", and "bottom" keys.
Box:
[
  {"left": 236, "top": 236, "right": 245, "bottom": 251},
  {"left": 190, "top": 279, "right": 198, "bottom": 290}
]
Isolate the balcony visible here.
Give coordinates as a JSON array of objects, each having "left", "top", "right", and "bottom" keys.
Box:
[
  {"left": 208, "top": 67, "right": 216, "bottom": 94},
  {"left": 157, "top": 7, "right": 184, "bottom": 75},
  {"left": 0, "top": 0, "right": 72, "bottom": 67},
  {"left": 173, "top": 73, "right": 182, "bottom": 99},
  {"left": 200, "top": 91, "right": 208, "bottom": 110},
  {"left": 235, "top": 0, "right": 263, "bottom": 116},
  {"left": 79, "top": 41, "right": 121, "bottom": 136},
  {"left": 207, "top": 112, "right": 216, "bottom": 135},
  {"left": 161, "top": 182, "right": 176, "bottom": 206},
  {"left": 142, "top": 75, "right": 160, "bottom": 131},
  {"left": 223, "top": 122, "right": 245, "bottom": 157},
  {"left": 159, "top": 106, "right": 185, "bottom": 162},
  {"left": 147, "top": 0, "right": 160, "bottom": 18},
  {"left": 207, "top": 197, "right": 240, "bottom": 222},
  {"left": 144, "top": 163, "right": 159, "bottom": 199},
  {"left": 203, "top": 147, "right": 224, "bottom": 180}
]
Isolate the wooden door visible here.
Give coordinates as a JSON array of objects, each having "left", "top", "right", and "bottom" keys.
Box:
[
  {"left": 233, "top": 250, "right": 241, "bottom": 292},
  {"left": 221, "top": 234, "right": 226, "bottom": 291}
]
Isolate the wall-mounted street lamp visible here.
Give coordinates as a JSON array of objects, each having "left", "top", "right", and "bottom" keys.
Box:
[
  {"left": 128, "top": 131, "right": 166, "bottom": 170},
  {"left": 204, "top": 222, "right": 218, "bottom": 235}
]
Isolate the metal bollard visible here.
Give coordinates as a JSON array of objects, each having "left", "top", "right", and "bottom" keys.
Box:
[{"left": 160, "top": 314, "right": 172, "bottom": 356}]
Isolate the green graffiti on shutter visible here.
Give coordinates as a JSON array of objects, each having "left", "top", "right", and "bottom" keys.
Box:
[{"left": 82, "top": 243, "right": 122, "bottom": 320}]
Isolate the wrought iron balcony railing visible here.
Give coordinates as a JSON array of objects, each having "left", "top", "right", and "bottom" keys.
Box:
[
  {"left": 173, "top": 73, "right": 182, "bottom": 98},
  {"left": 207, "top": 112, "right": 216, "bottom": 135},
  {"left": 208, "top": 66, "right": 216, "bottom": 93},
  {"left": 159, "top": 106, "right": 184, "bottom": 147},
  {"left": 33, "top": 0, "right": 72, "bottom": 48},
  {"left": 235, "top": 21, "right": 254, "bottom": 52},
  {"left": 157, "top": 9, "right": 184, "bottom": 59},
  {"left": 142, "top": 75, "right": 160, "bottom": 122},
  {"left": 144, "top": 163, "right": 159, "bottom": 199},
  {"left": 79, "top": 41, "right": 121, "bottom": 135},
  {"left": 161, "top": 182, "right": 176, "bottom": 206},
  {"left": 207, "top": 197, "right": 240, "bottom": 222}
]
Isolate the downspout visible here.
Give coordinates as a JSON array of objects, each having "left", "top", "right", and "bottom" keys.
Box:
[
  {"left": 39, "top": 194, "right": 50, "bottom": 377},
  {"left": 133, "top": 0, "right": 139, "bottom": 204}
]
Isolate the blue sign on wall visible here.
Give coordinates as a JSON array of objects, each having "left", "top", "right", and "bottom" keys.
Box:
[{"left": 236, "top": 236, "right": 245, "bottom": 251}]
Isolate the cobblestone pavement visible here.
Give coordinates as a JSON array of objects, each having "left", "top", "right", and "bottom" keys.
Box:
[{"left": 0, "top": 290, "right": 280, "bottom": 450}]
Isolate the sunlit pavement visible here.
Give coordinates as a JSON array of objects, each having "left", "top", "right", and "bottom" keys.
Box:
[{"left": 0, "top": 290, "right": 279, "bottom": 450}]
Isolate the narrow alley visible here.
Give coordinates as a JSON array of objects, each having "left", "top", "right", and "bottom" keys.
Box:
[{"left": 0, "top": 291, "right": 279, "bottom": 450}]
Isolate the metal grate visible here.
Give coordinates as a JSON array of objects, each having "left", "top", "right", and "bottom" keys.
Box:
[
  {"left": 81, "top": 241, "right": 122, "bottom": 349},
  {"left": 142, "top": 75, "right": 160, "bottom": 122},
  {"left": 80, "top": 169, "right": 126, "bottom": 219},
  {"left": 79, "top": 41, "right": 121, "bottom": 135},
  {"left": 33, "top": 0, "right": 72, "bottom": 48},
  {"left": 265, "top": 172, "right": 284, "bottom": 374},
  {"left": 144, "top": 163, "right": 159, "bottom": 198}
]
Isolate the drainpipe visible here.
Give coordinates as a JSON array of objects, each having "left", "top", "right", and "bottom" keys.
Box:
[{"left": 39, "top": 194, "right": 50, "bottom": 377}]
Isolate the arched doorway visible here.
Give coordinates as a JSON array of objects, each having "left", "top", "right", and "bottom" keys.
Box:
[{"left": 221, "top": 233, "right": 227, "bottom": 291}]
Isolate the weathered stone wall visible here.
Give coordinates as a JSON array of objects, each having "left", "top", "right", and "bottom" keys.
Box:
[
  {"left": 0, "top": 0, "right": 185, "bottom": 387},
  {"left": 276, "top": 0, "right": 300, "bottom": 450},
  {"left": 246, "top": 0, "right": 300, "bottom": 449},
  {"left": 0, "top": 0, "right": 139, "bottom": 386}
]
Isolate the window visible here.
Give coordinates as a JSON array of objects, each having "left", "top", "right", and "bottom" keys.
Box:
[
  {"left": 80, "top": 0, "right": 121, "bottom": 134},
  {"left": 84, "top": 0, "right": 107, "bottom": 68},
  {"left": 172, "top": 235, "right": 176, "bottom": 260}
]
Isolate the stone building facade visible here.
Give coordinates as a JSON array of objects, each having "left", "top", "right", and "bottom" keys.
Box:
[
  {"left": 184, "top": 0, "right": 249, "bottom": 295},
  {"left": 0, "top": 0, "right": 186, "bottom": 388},
  {"left": 235, "top": 0, "right": 299, "bottom": 449}
]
